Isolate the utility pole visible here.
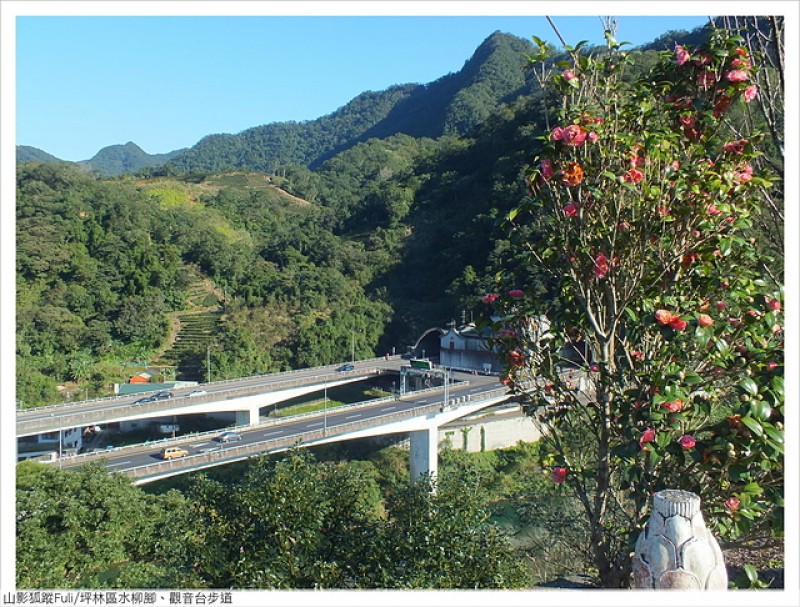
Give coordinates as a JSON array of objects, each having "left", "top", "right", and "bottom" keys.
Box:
[
  {"left": 324, "top": 380, "right": 328, "bottom": 436},
  {"left": 443, "top": 367, "right": 449, "bottom": 412},
  {"left": 207, "top": 343, "right": 211, "bottom": 383}
]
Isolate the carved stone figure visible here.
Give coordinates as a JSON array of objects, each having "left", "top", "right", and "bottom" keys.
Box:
[{"left": 632, "top": 489, "right": 728, "bottom": 589}]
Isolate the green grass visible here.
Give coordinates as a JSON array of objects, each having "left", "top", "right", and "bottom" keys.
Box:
[{"left": 272, "top": 398, "right": 345, "bottom": 418}]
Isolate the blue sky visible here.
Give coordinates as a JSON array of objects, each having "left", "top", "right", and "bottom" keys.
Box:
[{"left": 13, "top": 10, "right": 712, "bottom": 161}]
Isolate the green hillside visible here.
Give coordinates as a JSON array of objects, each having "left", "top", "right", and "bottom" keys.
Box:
[
  {"left": 164, "top": 32, "right": 537, "bottom": 174},
  {"left": 16, "top": 145, "right": 64, "bottom": 163}
]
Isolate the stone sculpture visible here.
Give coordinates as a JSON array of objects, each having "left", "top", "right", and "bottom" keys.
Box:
[{"left": 632, "top": 489, "right": 728, "bottom": 589}]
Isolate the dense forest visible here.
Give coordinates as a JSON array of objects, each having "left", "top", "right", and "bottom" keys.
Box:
[{"left": 17, "top": 442, "right": 565, "bottom": 589}]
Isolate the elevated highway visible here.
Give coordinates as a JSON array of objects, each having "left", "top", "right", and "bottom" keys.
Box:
[
  {"left": 17, "top": 357, "right": 403, "bottom": 437},
  {"left": 54, "top": 371, "right": 509, "bottom": 485}
]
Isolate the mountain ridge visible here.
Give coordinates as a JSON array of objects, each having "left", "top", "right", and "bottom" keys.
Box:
[{"left": 17, "top": 27, "right": 710, "bottom": 177}]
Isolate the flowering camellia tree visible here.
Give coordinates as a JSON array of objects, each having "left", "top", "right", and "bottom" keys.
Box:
[{"left": 485, "top": 28, "right": 784, "bottom": 587}]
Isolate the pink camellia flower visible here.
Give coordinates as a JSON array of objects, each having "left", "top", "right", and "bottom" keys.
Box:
[
  {"left": 725, "top": 70, "right": 749, "bottom": 82},
  {"left": 707, "top": 204, "right": 721, "bottom": 216},
  {"left": 655, "top": 309, "right": 676, "bottom": 325},
  {"left": 629, "top": 145, "right": 646, "bottom": 167},
  {"left": 562, "top": 124, "right": 588, "bottom": 147},
  {"left": 562, "top": 202, "right": 579, "bottom": 217},
  {"left": 661, "top": 399, "right": 684, "bottom": 413},
  {"left": 622, "top": 168, "right": 644, "bottom": 184},
  {"left": 723, "top": 139, "right": 748, "bottom": 154},
  {"left": 674, "top": 44, "right": 690, "bottom": 66},
  {"left": 730, "top": 58, "right": 751, "bottom": 70},
  {"left": 726, "top": 162, "right": 753, "bottom": 184},
  {"left": 678, "top": 434, "right": 697, "bottom": 450},
  {"left": 508, "top": 289, "right": 525, "bottom": 298},
  {"left": 551, "top": 467, "right": 567, "bottom": 483},
  {"left": 766, "top": 361, "right": 778, "bottom": 371},
  {"left": 482, "top": 293, "right": 498, "bottom": 304},
  {"left": 669, "top": 317, "right": 688, "bottom": 331},
  {"left": 508, "top": 350, "right": 525, "bottom": 367},
  {"left": 561, "top": 162, "right": 585, "bottom": 186},
  {"left": 724, "top": 496, "right": 741, "bottom": 512},
  {"left": 639, "top": 428, "right": 656, "bottom": 449},
  {"left": 540, "top": 158, "right": 555, "bottom": 181},
  {"left": 697, "top": 71, "right": 716, "bottom": 89},
  {"left": 590, "top": 364, "right": 600, "bottom": 372},
  {"left": 630, "top": 350, "right": 644, "bottom": 361},
  {"left": 693, "top": 52, "right": 713, "bottom": 66},
  {"left": 551, "top": 126, "right": 565, "bottom": 142},
  {"left": 563, "top": 69, "right": 577, "bottom": 81},
  {"left": 735, "top": 47, "right": 748, "bottom": 56},
  {"left": 678, "top": 114, "right": 695, "bottom": 128},
  {"left": 766, "top": 298, "right": 781, "bottom": 311},
  {"left": 587, "top": 131, "right": 599, "bottom": 144},
  {"left": 593, "top": 253, "right": 611, "bottom": 279},
  {"left": 698, "top": 314, "right": 714, "bottom": 327},
  {"left": 743, "top": 85, "right": 758, "bottom": 102},
  {"left": 716, "top": 301, "right": 727, "bottom": 311}
]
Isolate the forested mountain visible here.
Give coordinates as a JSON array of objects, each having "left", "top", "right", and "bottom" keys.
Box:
[
  {"left": 15, "top": 142, "right": 182, "bottom": 176},
  {"left": 16, "top": 145, "right": 63, "bottom": 163},
  {"left": 17, "top": 28, "right": 713, "bottom": 178},
  {"left": 162, "top": 32, "right": 536, "bottom": 174},
  {"left": 78, "top": 141, "right": 184, "bottom": 176}
]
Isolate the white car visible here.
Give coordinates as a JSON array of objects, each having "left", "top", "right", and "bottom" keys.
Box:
[
  {"left": 216, "top": 431, "right": 242, "bottom": 443},
  {"left": 187, "top": 389, "right": 208, "bottom": 397}
]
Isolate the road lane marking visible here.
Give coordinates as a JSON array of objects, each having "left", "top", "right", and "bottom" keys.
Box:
[
  {"left": 106, "top": 460, "right": 131, "bottom": 467},
  {"left": 262, "top": 430, "right": 283, "bottom": 436},
  {"left": 306, "top": 421, "right": 323, "bottom": 427},
  {"left": 380, "top": 406, "right": 396, "bottom": 412},
  {"left": 345, "top": 413, "right": 363, "bottom": 419}
]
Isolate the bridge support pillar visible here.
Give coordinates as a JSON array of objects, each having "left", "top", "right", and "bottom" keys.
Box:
[
  {"left": 409, "top": 427, "right": 438, "bottom": 483},
  {"left": 235, "top": 410, "right": 251, "bottom": 427},
  {"left": 235, "top": 404, "right": 263, "bottom": 427}
]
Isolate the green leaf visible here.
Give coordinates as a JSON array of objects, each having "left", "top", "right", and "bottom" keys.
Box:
[
  {"left": 738, "top": 377, "right": 759, "bottom": 396},
  {"left": 748, "top": 401, "right": 771, "bottom": 422},
  {"left": 683, "top": 372, "right": 703, "bottom": 386},
  {"left": 740, "top": 416, "right": 764, "bottom": 437},
  {"left": 742, "top": 482, "right": 763, "bottom": 495},
  {"left": 771, "top": 375, "right": 784, "bottom": 397},
  {"left": 764, "top": 425, "right": 784, "bottom": 445}
]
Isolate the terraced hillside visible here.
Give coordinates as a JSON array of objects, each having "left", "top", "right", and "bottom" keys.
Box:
[
  {"left": 155, "top": 270, "right": 224, "bottom": 381},
  {"left": 162, "top": 310, "right": 223, "bottom": 381}
]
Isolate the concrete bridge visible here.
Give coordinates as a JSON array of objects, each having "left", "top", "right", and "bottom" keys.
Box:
[
  {"left": 16, "top": 358, "right": 397, "bottom": 438},
  {"left": 54, "top": 377, "right": 512, "bottom": 485}
]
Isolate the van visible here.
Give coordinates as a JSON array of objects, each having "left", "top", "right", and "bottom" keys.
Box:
[{"left": 160, "top": 446, "right": 189, "bottom": 460}]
